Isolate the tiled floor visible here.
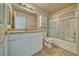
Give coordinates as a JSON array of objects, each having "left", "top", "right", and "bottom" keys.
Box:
[{"left": 33, "top": 45, "right": 76, "bottom": 56}]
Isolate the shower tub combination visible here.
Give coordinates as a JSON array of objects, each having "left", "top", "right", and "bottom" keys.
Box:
[{"left": 44, "top": 37, "right": 77, "bottom": 54}]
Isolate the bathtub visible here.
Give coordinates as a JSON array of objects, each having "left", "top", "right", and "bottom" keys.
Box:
[{"left": 44, "top": 37, "right": 77, "bottom": 54}]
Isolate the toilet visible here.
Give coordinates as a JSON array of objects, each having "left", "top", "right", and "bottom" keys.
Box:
[{"left": 44, "top": 37, "right": 54, "bottom": 48}]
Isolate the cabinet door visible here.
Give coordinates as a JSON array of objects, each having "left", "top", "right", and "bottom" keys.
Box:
[
  {"left": 0, "top": 4, "right": 4, "bottom": 24},
  {"left": 8, "top": 38, "right": 30, "bottom": 56},
  {"left": 30, "top": 33, "right": 43, "bottom": 55}
]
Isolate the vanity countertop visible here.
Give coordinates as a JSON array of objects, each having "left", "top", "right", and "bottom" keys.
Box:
[{"left": 7, "top": 29, "right": 44, "bottom": 33}]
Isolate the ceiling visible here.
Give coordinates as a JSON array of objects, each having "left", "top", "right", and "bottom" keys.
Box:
[{"left": 33, "top": 3, "right": 76, "bottom": 15}]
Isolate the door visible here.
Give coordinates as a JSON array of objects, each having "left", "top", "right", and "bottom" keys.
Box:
[
  {"left": 0, "top": 4, "right": 4, "bottom": 24},
  {"left": 0, "top": 3, "right": 8, "bottom": 56}
]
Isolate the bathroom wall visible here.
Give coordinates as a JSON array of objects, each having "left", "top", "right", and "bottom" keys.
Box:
[{"left": 48, "top": 4, "right": 77, "bottom": 54}]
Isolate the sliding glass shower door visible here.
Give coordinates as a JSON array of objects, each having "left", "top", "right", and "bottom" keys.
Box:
[
  {"left": 48, "top": 18, "right": 59, "bottom": 38},
  {"left": 58, "top": 17, "right": 76, "bottom": 42}
]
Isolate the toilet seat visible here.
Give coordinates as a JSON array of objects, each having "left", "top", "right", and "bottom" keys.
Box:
[
  {"left": 44, "top": 37, "right": 53, "bottom": 43},
  {"left": 44, "top": 37, "right": 54, "bottom": 48}
]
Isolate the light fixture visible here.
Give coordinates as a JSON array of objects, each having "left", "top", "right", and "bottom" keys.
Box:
[{"left": 16, "top": 3, "right": 34, "bottom": 11}]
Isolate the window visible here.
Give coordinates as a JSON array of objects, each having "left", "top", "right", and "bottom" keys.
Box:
[{"left": 15, "top": 16, "right": 26, "bottom": 29}]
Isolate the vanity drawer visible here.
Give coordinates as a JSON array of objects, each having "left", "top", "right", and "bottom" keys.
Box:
[
  {"left": 8, "top": 34, "right": 19, "bottom": 40},
  {"left": 19, "top": 32, "right": 43, "bottom": 39}
]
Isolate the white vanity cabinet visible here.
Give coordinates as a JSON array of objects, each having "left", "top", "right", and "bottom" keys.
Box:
[
  {"left": 8, "top": 36, "right": 30, "bottom": 56},
  {"left": 8, "top": 32, "right": 43, "bottom": 56},
  {"left": 8, "top": 33, "right": 30, "bottom": 56}
]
